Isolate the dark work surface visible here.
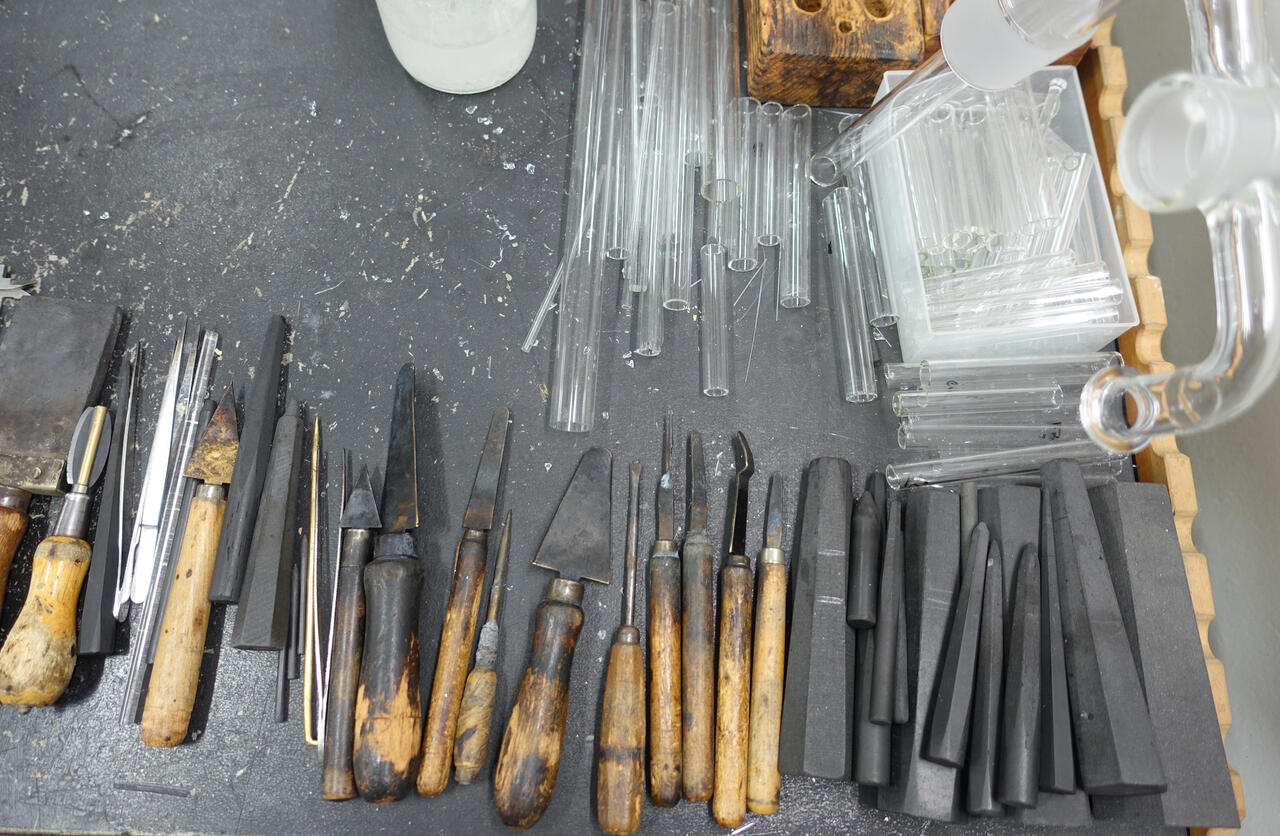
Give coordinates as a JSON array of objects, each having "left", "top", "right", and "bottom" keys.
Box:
[{"left": 0, "top": 1, "right": 1173, "bottom": 834}]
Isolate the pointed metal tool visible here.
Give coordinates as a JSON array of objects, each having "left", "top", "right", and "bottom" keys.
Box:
[
  {"left": 140, "top": 386, "right": 240, "bottom": 746},
  {"left": 353, "top": 363, "right": 424, "bottom": 803},
  {"left": 647, "top": 411, "right": 682, "bottom": 807},
  {"left": 419, "top": 406, "right": 511, "bottom": 796},
  {"left": 494, "top": 446, "right": 613, "bottom": 830},
  {"left": 748, "top": 472, "right": 788, "bottom": 815},
  {"left": 681, "top": 430, "right": 715, "bottom": 802}
]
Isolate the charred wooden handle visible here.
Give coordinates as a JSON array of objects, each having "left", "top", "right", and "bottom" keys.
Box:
[
  {"left": 321, "top": 528, "right": 373, "bottom": 800},
  {"left": 597, "top": 627, "right": 645, "bottom": 836},
  {"left": 141, "top": 489, "right": 225, "bottom": 745},
  {"left": 418, "top": 532, "right": 488, "bottom": 796},
  {"left": 493, "top": 578, "right": 584, "bottom": 830},
  {"left": 647, "top": 550, "right": 682, "bottom": 807},
  {"left": 353, "top": 552, "right": 423, "bottom": 803},
  {"left": 747, "top": 559, "right": 786, "bottom": 815},
  {"left": 681, "top": 536, "right": 715, "bottom": 802},
  {"left": 0, "top": 499, "right": 29, "bottom": 622},
  {"left": 452, "top": 664, "right": 497, "bottom": 785},
  {"left": 712, "top": 561, "right": 754, "bottom": 829},
  {"left": 0, "top": 535, "right": 90, "bottom": 706}
]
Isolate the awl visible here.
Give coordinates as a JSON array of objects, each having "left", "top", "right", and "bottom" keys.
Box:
[{"left": 747, "top": 472, "right": 787, "bottom": 815}]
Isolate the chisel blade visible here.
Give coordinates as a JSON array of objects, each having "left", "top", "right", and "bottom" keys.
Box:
[
  {"left": 380, "top": 363, "right": 418, "bottom": 534},
  {"left": 461, "top": 407, "right": 510, "bottom": 532},
  {"left": 533, "top": 446, "right": 613, "bottom": 585}
]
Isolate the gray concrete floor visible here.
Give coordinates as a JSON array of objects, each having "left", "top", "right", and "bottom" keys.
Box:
[{"left": 1111, "top": 3, "right": 1280, "bottom": 831}]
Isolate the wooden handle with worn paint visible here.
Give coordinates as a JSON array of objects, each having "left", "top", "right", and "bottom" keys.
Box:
[
  {"left": 681, "top": 536, "right": 715, "bottom": 802},
  {"left": 321, "top": 528, "right": 372, "bottom": 800},
  {"left": 452, "top": 664, "right": 497, "bottom": 785},
  {"left": 0, "top": 536, "right": 90, "bottom": 706},
  {"left": 493, "top": 579, "right": 584, "bottom": 830},
  {"left": 0, "top": 501, "right": 29, "bottom": 621},
  {"left": 418, "top": 532, "right": 488, "bottom": 796},
  {"left": 141, "top": 489, "right": 225, "bottom": 745},
  {"left": 747, "top": 560, "right": 787, "bottom": 815},
  {"left": 712, "top": 561, "right": 754, "bottom": 829},
  {"left": 647, "top": 551, "right": 682, "bottom": 807},
  {"left": 597, "top": 626, "right": 645, "bottom": 836},
  {"left": 353, "top": 553, "right": 423, "bottom": 803}
]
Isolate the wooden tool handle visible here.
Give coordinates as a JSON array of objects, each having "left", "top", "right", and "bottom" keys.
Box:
[
  {"left": 0, "top": 503, "right": 29, "bottom": 622},
  {"left": 418, "top": 533, "right": 488, "bottom": 796},
  {"left": 597, "top": 627, "right": 645, "bottom": 836},
  {"left": 452, "top": 665, "right": 497, "bottom": 785},
  {"left": 747, "top": 560, "right": 787, "bottom": 815},
  {"left": 681, "top": 537, "right": 715, "bottom": 802},
  {"left": 141, "top": 490, "right": 225, "bottom": 745},
  {"left": 647, "top": 552, "right": 682, "bottom": 807},
  {"left": 0, "top": 535, "right": 90, "bottom": 706},
  {"left": 321, "top": 529, "right": 372, "bottom": 801},
  {"left": 712, "top": 562, "right": 754, "bottom": 829},
  {"left": 353, "top": 554, "right": 423, "bottom": 803},
  {"left": 493, "top": 579, "right": 584, "bottom": 830}
]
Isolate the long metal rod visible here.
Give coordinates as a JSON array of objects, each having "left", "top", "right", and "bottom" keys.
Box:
[{"left": 304, "top": 414, "right": 322, "bottom": 747}]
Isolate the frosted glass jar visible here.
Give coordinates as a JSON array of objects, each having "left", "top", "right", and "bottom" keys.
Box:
[{"left": 375, "top": 0, "right": 537, "bottom": 94}]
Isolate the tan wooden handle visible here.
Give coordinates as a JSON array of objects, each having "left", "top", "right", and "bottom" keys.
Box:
[
  {"left": 452, "top": 665, "right": 497, "bottom": 785},
  {"left": 712, "top": 563, "right": 754, "bottom": 829},
  {"left": 0, "top": 536, "right": 91, "bottom": 706},
  {"left": 0, "top": 503, "right": 28, "bottom": 622},
  {"left": 681, "top": 538, "right": 716, "bottom": 802},
  {"left": 418, "top": 534, "right": 488, "bottom": 796},
  {"left": 647, "top": 554, "right": 682, "bottom": 807},
  {"left": 141, "top": 492, "right": 225, "bottom": 746},
  {"left": 597, "top": 630, "right": 645, "bottom": 836},
  {"left": 747, "top": 562, "right": 787, "bottom": 815}
]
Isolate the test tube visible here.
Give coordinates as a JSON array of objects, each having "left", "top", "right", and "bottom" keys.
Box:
[
  {"left": 778, "top": 105, "right": 813, "bottom": 308},
  {"left": 884, "top": 440, "right": 1125, "bottom": 489},
  {"left": 753, "top": 102, "right": 784, "bottom": 246},
  {"left": 728, "top": 97, "right": 761, "bottom": 272},
  {"left": 897, "top": 422, "right": 1089, "bottom": 451},
  {"left": 892, "top": 384, "right": 1065, "bottom": 418},
  {"left": 699, "top": 243, "right": 732, "bottom": 396},
  {"left": 906, "top": 351, "right": 1122, "bottom": 390},
  {"left": 823, "top": 188, "right": 877, "bottom": 403}
]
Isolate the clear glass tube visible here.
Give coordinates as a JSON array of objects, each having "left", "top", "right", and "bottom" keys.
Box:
[
  {"left": 753, "top": 102, "right": 784, "bottom": 246},
  {"left": 884, "top": 439, "right": 1124, "bottom": 489},
  {"left": 897, "top": 421, "right": 1088, "bottom": 451},
  {"left": 728, "top": 97, "right": 761, "bottom": 272},
  {"left": 701, "top": 0, "right": 743, "bottom": 202},
  {"left": 635, "top": 284, "right": 664, "bottom": 357},
  {"left": 699, "top": 243, "right": 732, "bottom": 396},
  {"left": 603, "top": 0, "right": 640, "bottom": 260},
  {"left": 823, "top": 188, "right": 877, "bottom": 403},
  {"left": 844, "top": 165, "right": 897, "bottom": 326},
  {"left": 663, "top": 160, "right": 696, "bottom": 310},
  {"left": 779, "top": 105, "right": 813, "bottom": 309},
  {"left": 892, "top": 384, "right": 1064, "bottom": 418},
  {"left": 680, "top": 0, "right": 709, "bottom": 166},
  {"left": 909, "top": 351, "right": 1122, "bottom": 390}
]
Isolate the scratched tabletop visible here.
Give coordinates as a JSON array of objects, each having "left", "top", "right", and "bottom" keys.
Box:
[{"left": 0, "top": 2, "right": 1170, "bottom": 834}]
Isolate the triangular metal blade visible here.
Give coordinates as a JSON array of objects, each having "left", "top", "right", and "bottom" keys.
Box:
[
  {"left": 185, "top": 384, "right": 240, "bottom": 484},
  {"left": 462, "top": 406, "right": 510, "bottom": 531},
  {"left": 340, "top": 464, "right": 381, "bottom": 529},
  {"left": 533, "top": 446, "right": 613, "bottom": 585}
]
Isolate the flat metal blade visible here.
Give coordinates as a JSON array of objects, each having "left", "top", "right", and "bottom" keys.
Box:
[
  {"left": 185, "top": 385, "right": 240, "bottom": 484},
  {"left": 533, "top": 446, "right": 613, "bottom": 585},
  {"left": 687, "top": 431, "right": 708, "bottom": 536},
  {"left": 0, "top": 296, "right": 122, "bottom": 495},
  {"left": 462, "top": 406, "right": 510, "bottom": 532},
  {"left": 729, "top": 432, "right": 755, "bottom": 557},
  {"left": 763, "top": 472, "right": 784, "bottom": 551},
  {"left": 379, "top": 363, "right": 418, "bottom": 533},
  {"left": 340, "top": 464, "right": 380, "bottom": 530},
  {"left": 656, "top": 411, "right": 674, "bottom": 541}
]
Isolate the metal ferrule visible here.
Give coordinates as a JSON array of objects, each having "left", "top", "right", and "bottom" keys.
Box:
[
  {"left": 614, "top": 624, "right": 641, "bottom": 645},
  {"left": 547, "top": 576, "right": 584, "bottom": 606},
  {"left": 759, "top": 546, "right": 786, "bottom": 567},
  {"left": 0, "top": 485, "right": 31, "bottom": 513},
  {"left": 194, "top": 483, "right": 222, "bottom": 501},
  {"left": 652, "top": 539, "right": 680, "bottom": 559},
  {"left": 53, "top": 490, "right": 91, "bottom": 538}
]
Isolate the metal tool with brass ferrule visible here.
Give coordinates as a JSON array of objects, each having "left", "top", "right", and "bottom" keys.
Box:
[
  {"left": 322, "top": 463, "right": 380, "bottom": 800},
  {"left": 681, "top": 431, "right": 715, "bottom": 803},
  {"left": 0, "top": 405, "right": 112, "bottom": 707},
  {"left": 353, "top": 363, "right": 423, "bottom": 803},
  {"left": 713, "top": 432, "right": 756, "bottom": 828},
  {"left": 647, "top": 412, "right": 682, "bottom": 807},
  {"left": 140, "top": 385, "right": 239, "bottom": 746},
  {"left": 418, "top": 406, "right": 511, "bottom": 796},
  {"left": 494, "top": 446, "right": 612, "bottom": 830},
  {"left": 452, "top": 511, "right": 512, "bottom": 786},
  {"left": 597, "top": 460, "right": 646, "bottom": 836},
  {"left": 747, "top": 472, "right": 787, "bottom": 815}
]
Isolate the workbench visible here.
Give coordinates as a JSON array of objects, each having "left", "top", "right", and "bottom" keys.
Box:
[{"left": 0, "top": 2, "right": 1198, "bottom": 833}]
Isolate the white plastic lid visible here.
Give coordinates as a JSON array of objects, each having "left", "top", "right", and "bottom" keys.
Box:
[{"left": 941, "top": 0, "right": 1093, "bottom": 91}]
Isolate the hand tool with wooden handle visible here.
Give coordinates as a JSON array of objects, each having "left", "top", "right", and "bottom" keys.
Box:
[
  {"left": 681, "top": 431, "right": 715, "bottom": 802},
  {"left": 713, "top": 432, "right": 755, "bottom": 829},
  {"left": 747, "top": 472, "right": 786, "bottom": 816},
  {"left": 597, "top": 460, "right": 645, "bottom": 836},
  {"left": 322, "top": 464, "right": 380, "bottom": 800},
  {"left": 140, "top": 386, "right": 239, "bottom": 745},
  {"left": 452, "top": 511, "right": 512, "bottom": 785},
  {"left": 0, "top": 405, "right": 111, "bottom": 706},
  {"left": 493, "top": 446, "right": 612, "bottom": 830},
  {"left": 418, "top": 406, "right": 510, "bottom": 796},
  {"left": 354, "top": 363, "right": 424, "bottom": 803},
  {"left": 647, "top": 412, "right": 682, "bottom": 807},
  {"left": 0, "top": 296, "right": 121, "bottom": 620}
]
